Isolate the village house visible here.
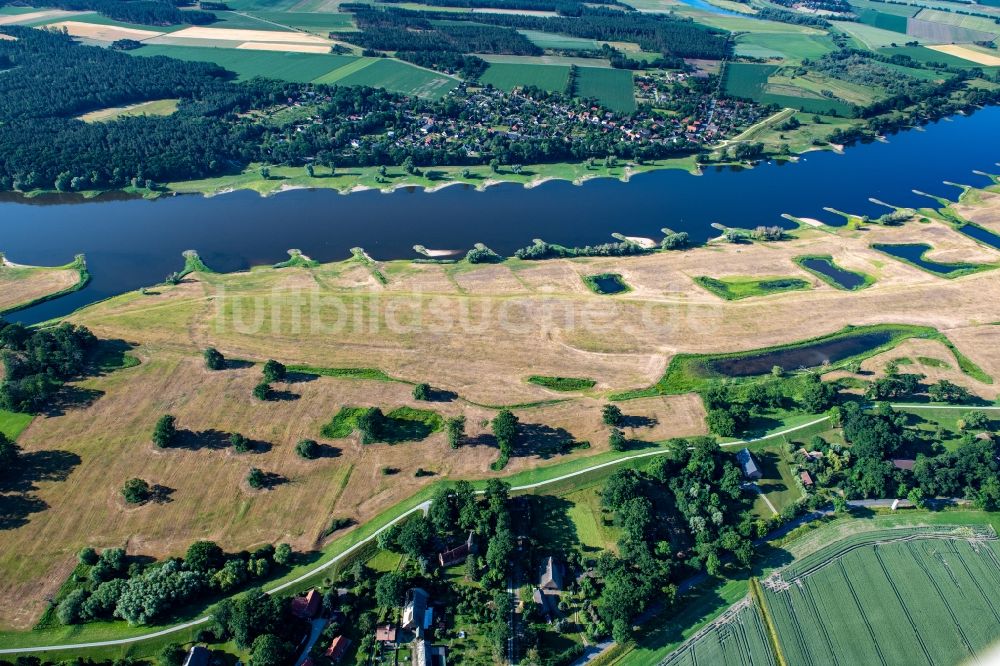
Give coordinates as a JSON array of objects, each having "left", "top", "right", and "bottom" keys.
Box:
[
  {"left": 325, "top": 635, "right": 351, "bottom": 662},
  {"left": 290, "top": 588, "right": 322, "bottom": 620},
  {"left": 539, "top": 556, "right": 563, "bottom": 591},
  {"left": 438, "top": 533, "right": 474, "bottom": 567},
  {"left": 402, "top": 588, "right": 430, "bottom": 631},
  {"left": 376, "top": 624, "right": 398, "bottom": 643}
]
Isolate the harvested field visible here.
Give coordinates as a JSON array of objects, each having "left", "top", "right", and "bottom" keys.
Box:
[
  {"left": 43, "top": 20, "right": 163, "bottom": 42},
  {"left": 235, "top": 41, "right": 331, "bottom": 53},
  {"left": 926, "top": 43, "right": 1000, "bottom": 66},
  {"left": 906, "top": 17, "right": 998, "bottom": 43},
  {"left": 0, "top": 9, "right": 80, "bottom": 26},
  {"left": 169, "top": 25, "right": 330, "bottom": 44},
  {"left": 954, "top": 190, "right": 1000, "bottom": 230}
]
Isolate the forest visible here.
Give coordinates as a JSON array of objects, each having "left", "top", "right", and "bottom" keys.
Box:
[
  {"left": 0, "top": 0, "right": 216, "bottom": 25},
  {"left": 345, "top": 8, "right": 542, "bottom": 55},
  {"left": 337, "top": 4, "right": 731, "bottom": 60},
  {"left": 379, "top": 0, "right": 624, "bottom": 14}
]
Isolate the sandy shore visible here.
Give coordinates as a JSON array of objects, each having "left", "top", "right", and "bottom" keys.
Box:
[{"left": 624, "top": 236, "right": 657, "bottom": 249}]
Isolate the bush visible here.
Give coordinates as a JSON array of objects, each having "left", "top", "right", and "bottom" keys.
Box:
[
  {"left": 357, "top": 407, "right": 385, "bottom": 444},
  {"left": 295, "top": 439, "right": 319, "bottom": 459},
  {"left": 661, "top": 231, "right": 689, "bottom": 250},
  {"left": 412, "top": 382, "right": 431, "bottom": 401},
  {"left": 230, "top": 433, "right": 251, "bottom": 453},
  {"left": 204, "top": 347, "right": 225, "bottom": 370},
  {"left": 158, "top": 644, "right": 187, "bottom": 666},
  {"left": 247, "top": 468, "right": 266, "bottom": 489},
  {"left": 253, "top": 382, "right": 271, "bottom": 401},
  {"left": 56, "top": 588, "right": 88, "bottom": 625},
  {"left": 602, "top": 404, "right": 623, "bottom": 426},
  {"left": 121, "top": 478, "right": 151, "bottom": 504},
  {"left": 185, "top": 540, "right": 223, "bottom": 572},
  {"left": 609, "top": 427, "right": 626, "bottom": 451},
  {"left": 262, "top": 360, "right": 286, "bottom": 383},
  {"left": 152, "top": 414, "right": 177, "bottom": 448},
  {"left": 446, "top": 415, "right": 466, "bottom": 449},
  {"left": 466, "top": 243, "right": 503, "bottom": 264}
]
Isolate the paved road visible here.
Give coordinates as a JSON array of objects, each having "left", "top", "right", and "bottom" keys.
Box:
[{"left": 0, "top": 412, "right": 874, "bottom": 656}]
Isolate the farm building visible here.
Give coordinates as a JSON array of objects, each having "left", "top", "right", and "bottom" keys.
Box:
[
  {"left": 533, "top": 587, "right": 559, "bottom": 620},
  {"left": 439, "top": 533, "right": 475, "bottom": 567},
  {"left": 291, "top": 588, "right": 322, "bottom": 619},
  {"left": 799, "top": 471, "right": 814, "bottom": 487},
  {"left": 892, "top": 459, "right": 916, "bottom": 471},
  {"left": 539, "top": 556, "right": 564, "bottom": 591},
  {"left": 325, "top": 636, "right": 351, "bottom": 662},
  {"left": 182, "top": 647, "right": 209, "bottom": 666},
  {"left": 402, "top": 588, "right": 430, "bottom": 631},
  {"left": 737, "top": 448, "right": 762, "bottom": 481}
]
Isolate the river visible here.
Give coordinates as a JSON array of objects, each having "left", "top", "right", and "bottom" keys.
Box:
[{"left": 1, "top": 106, "right": 997, "bottom": 325}]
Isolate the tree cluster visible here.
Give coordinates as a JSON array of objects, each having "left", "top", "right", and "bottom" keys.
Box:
[{"left": 0, "top": 320, "right": 96, "bottom": 412}]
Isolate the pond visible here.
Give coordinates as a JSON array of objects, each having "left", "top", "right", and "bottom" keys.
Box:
[
  {"left": 871, "top": 243, "right": 979, "bottom": 276},
  {"left": 797, "top": 256, "right": 869, "bottom": 290},
  {"left": 585, "top": 273, "right": 629, "bottom": 294},
  {"left": 706, "top": 330, "right": 896, "bottom": 376}
]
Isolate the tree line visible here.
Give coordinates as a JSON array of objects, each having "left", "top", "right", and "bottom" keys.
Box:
[{"left": 0, "top": 0, "right": 216, "bottom": 26}]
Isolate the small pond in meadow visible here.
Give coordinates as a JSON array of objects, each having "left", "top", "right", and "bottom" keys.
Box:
[
  {"left": 586, "top": 273, "right": 629, "bottom": 294},
  {"left": 872, "top": 243, "right": 979, "bottom": 275},
  {"left": 798, "top": 257, "right": 868, "bottom": 290},
  {"left": 706, "top": 330, "right": 896, "bottom": 377}
]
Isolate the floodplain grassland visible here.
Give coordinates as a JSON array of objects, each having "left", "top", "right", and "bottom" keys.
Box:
[
  {"left": 2, "top": 208, "right": 1000, "bottom": 633},
  {"left": 0, "top": 255, "right": 89, "bottom": 315}
]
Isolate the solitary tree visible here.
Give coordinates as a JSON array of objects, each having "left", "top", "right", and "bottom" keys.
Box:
[
  {"left": 492, "top": 409, "right": 519, "bottom": 458},
  {"left": 262, "top": 360, "right": 286, "bottom": 383},
  {"left": 247, "top": 468, "right": 266, "bottom": 489},
  {"left": 608, "top": 427, "right": 626, "bottom": 452},
  {"left": 230, "top": 433, "right": 251, "bottom": 453},
  {"left": 305, "top": 164, "right": 315, "bottom": 178},
  {"left": 357, "top": 407, "right": 385, "bottom": 444},
  {"left": 121, "top": 478, "right": 151, "bottom": 504},
  {"left": 295, "top": 439, "right": 319, "bottom": 459},
  {"left": 602, "top": 404, "right": 623, "bottom": 427},
  {"left": 204, "top": 347, "right": 225, "bottom": 371},
  {"left": 446, "top": 416, "right": 466, "bottom": 449},
  {"left": 253, "top": 382, "right": 271, "bottom": 401},
  {"left": 152, "top": 415, "right": 177, "bottom": 448},
  {"left": 412, "top": 383, "right": 431, "bottom": 401}
]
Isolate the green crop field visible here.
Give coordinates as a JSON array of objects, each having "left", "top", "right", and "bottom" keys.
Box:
[
  {"left": 832, "top": 19, "right": 922, "bottom": 47},
  {"left": 723, "top": 63, "right": 856, "bottom": 116},
  {"left": 576, "top": 67, "right": 635, "bottom": 112},
  {"left": 133, "top": 45, "right": 357, "bottom": 82},
  {"left": 848, "top": 0, "right": 921, "bottom": 17},
  {"left": 479, "top": 62, "right": 570, "bottom": 92},
  {"left": 734, "top": 32, "right": 837, "bottom": 61},
  {"left": 857, "top": 8, "right": 910, "bottom": 32},
  {"left": 0, "top": 410, "right": 33, "bottom": 440},
  {"left": 762, "top": 527, "right": 1000, "bottom": 666},
  {"left": 248, "top": 10, "right": 356, "bottom": 31},
  {"left": 209, "top": 11, "right": 295, "bottom": 31},
  {"left": 324, "top": 58, "right": 460, "bottom": 99},
  {"left": 659, "top": 601, "right": 776, "bottom": 666}
]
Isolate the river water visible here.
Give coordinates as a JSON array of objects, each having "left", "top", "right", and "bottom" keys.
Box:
[{"left": 1, "top": 106, "right": 998, "bottom": 324}]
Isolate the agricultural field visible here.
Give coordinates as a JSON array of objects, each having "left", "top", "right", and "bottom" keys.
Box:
[
  {"left": 658, "top": 599, "right": 776, "bottom": 666},
  {"left": 723, "top": 63, "right": 856, "bottom": 116},
  {"left": 734, "top": 32, "right": 837, "bottom": 61},
  {"left": 762, "top": 527, "right": 1000, "bottom": 666},
  {"left": 832, "top": 19, "right": 927, "bottom": 47},
  {"left": 322, "top": 58, "right": 460, "bottom": 99},
  {"left": 914, "top": 7, "right": 1000, "bottom": 33},
  {"left": 479, "top": 62, "right": 571, "bottom": 92},
  {"left": 575, "top": 67, "right": 636, "bottom": 112},
  {"left": 133, "top": 45, "right": 356, "bottom": 82},
  {"left": 245, "top": 9, "right": 356, "bottom": 32},
  {"left": 880, "top": 44, "right": 1000, "bottom": 68}
]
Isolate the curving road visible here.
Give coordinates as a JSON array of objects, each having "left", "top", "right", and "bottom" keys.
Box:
[{"left": 0, "top": 415, "right": 834, "bottom": 655}]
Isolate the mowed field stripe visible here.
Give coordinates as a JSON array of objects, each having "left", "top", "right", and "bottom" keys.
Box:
[{"left": 312, "top": 56, "right": 378, "bottom": 84}]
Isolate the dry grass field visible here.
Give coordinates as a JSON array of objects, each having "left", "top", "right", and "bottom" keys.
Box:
[
  {"left": 44, "top": 20, "right": 163, "bottom": 42},
  {"left": 2, "top": 214, "right": 1000, "bottom": 628},
  {"left": 955, "top": 189, "right": 1000, "bottom": 230},
  {"left": 0, "top": 258, "right": 81, "bottom": 315}
]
